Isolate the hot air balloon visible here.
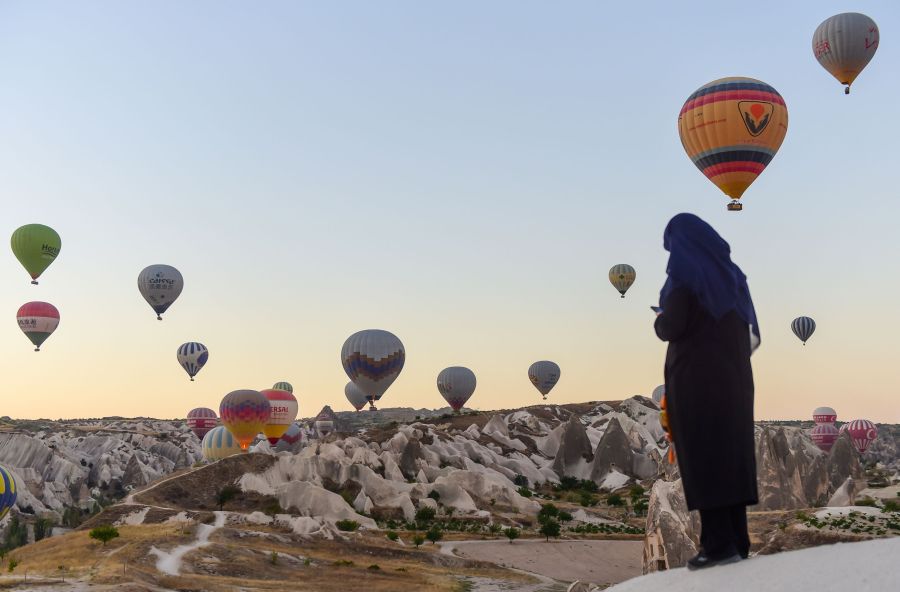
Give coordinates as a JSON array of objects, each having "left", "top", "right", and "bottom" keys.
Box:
[
  {"left": 846, "top": 419, "right": 877, "bottom": 453},
  {"left": 177, "top": 342, "right": 209, "bottom": 381},
  {"left": 315, "top": 406, "right": 336, "bottom": 438},
  {"left": 609, "top": 264, "right": 636, "bottom": 298},
  {"left": 219, "top": 389, "right": 269, "bottom": 450},
  {"left": 651, "top": 384, "right": 665, "bottom": 406},
  {"left": 16, "top": 302, "right": 59, "bottom": 351},
  {"left": 273, "top": 381, "right": 293, "bottom": 393},
  {"left": 138, "top": 264, "right": 183, "bottom": 320},
  {"left": 341, "top": 329, "right": 405, "bottom": 410},
  {"left": 11, "top": 224, "right": 61, "bottom": 285},
  {"left": 813, "top": 13, "right": 879, "bottom": 94},
  {"left": 437, "top": 366, "right": 476, "bottom": 413},
  {"left": 345, "top": 382, "right": 368, "bottom": 412},
  {"left": 528, "top": 361, "right": 560, "bottom": 400},
  {"left": 201, "top": 425, "right": 243, "bottom": 461},
  {"left": 678, "top": 77, "right": 788, "bottom": 211},
  {"left": 260, "top": 388, "right": 299, "bottom": 445},
  {"left": 186, "top": 407, "right": 218, "bottom": 440},
  {"left": 813, "top": 406, "right": 837, "bottom": 425},
  {"left": 277, "top": 422, "right": 304, "bottom": 448},
  {"left": 810, "top": 423, "right": 839, "bottom": 452},
  {"left": 792, "top": 316, "right": 816, "bottom": 345},
  {"left": 838, "top": 423, "right": 848, "bottom": 435},
  {"left": 0, "top": 465, "right": 17, "bottom": 520}
]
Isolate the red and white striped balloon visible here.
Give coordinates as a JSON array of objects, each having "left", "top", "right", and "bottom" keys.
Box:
[
  {"left": 810, "top": 423, "right": 839, "bottom": 452},
  {"left": 845, "top": 419, "right": 877, "bottom": 453},
  {"left": 812, "top": 406, "right": 837, "bottom": 424}
]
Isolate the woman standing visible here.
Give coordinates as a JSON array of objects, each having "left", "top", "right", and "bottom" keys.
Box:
[{"left": 654, "top": 213, "right": 759, "bottom": 570}]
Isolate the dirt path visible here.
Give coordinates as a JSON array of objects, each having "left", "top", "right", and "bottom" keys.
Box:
[
  {"left": 149, "top": 511, "right": 227, "bottom": 575},
  {"left": 442, "top": 538, "right": 643, "bottom": 586}
]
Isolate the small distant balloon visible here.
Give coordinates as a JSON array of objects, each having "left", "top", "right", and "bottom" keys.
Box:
[
  {"left": 16, "top": 301, "right": 59, "bottom": 351},
  {"left": 812, "top": 406, "right": 837, "bottom": 425},
  {"left": 186, "top": 407, "right": 218, "bottom": 440},
  {"left": 273, "top": 381, "right": 293, "bottom": 393},
  {"left": 810, "top": 423, "right": 839, "bottom": 453},
  {"left": 260, "top": 388, "right": 299, "bottom": 446},
  {"left": 315, "top": 406, "right": 336, "bottom": 438},
  {"left": 437, "top": 366, "right": 477, "bottom": 412},
  {"left": 791, "top": 316, "right": 816, "bottom": 345},
  {"left": 11, "top": 224, "right": 61, "bottom": 285},
  {"left": 344, "top": 382, "right": 368, "bottom": 412},
  {"left": 608, "top": 264, "right": 636, "bottom": 298},
  {"left": 138, "top": 264, "right": 184, "bottom": 320},
  {"left": 219, "top": 389, "right": 269, "bottom": 450},
  {"left": 201, "top": 425, "right": 243, "bottom": 461},
  {"left": 0, "top": 465, "right": 17, "bottom": 520},
  {"left": 528, "top": 361, "right": 560, "bottom": 400},
  {"left": 651, "top": 385, "right": 665, "bottom": 406},
  {"left": 341, "top": 329, "right": 405, "bottom": 410},
  {"left": 846, "top": 419, "right": 878, "bottom": 453},
  {"left": 177, "top": 342, "right": 209, "bottom": 381},
  {"left": 813, "top": 13, "right": 879, "bottom": 94}
]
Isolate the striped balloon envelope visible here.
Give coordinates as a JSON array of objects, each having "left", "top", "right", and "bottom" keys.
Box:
[
  {"left": 16, "top": 301, "right": 60, "bottom": 351},
  {"left": 177, "top": 342, "right": 209, "bottom": 381},
  {"left": 792, "top": 316, "right": 816, "bottom": 345},
  {"left": 846, "top": 419, "right": 878, "bottom": 453},
  {"left": 315, "top": 406, "right": 336, "bottom": 438},
  {"left": 341, "top": 329, "right": 405, "bottom": 410},
  {"left": 813, "top": 406, "right": 837, "bottom": 424},
  {"left": 810, "top": 423, "right": 839, "bottom": 453},
  {"left": 219, "top": 389, "right": 269, "bottom": 450},
  {"left": 201, "top": 425, "right": 243, "bottom": 461},
  {"left": 813, "top": 13, "right": 879, "bottom": 94},
  {"left": 437, "top": 366, "right": 477, "bottom": 412},
  {"left": 186, "top": 407, "right": 218, "bottom": 440},
  {"left": 273, "top": 381, "right": 293, "bottom": 393},
  {"left": 528, "top": 360, "right": 561, "bottom": 400},
  {"left": 651, "top": 384, "right": 665, "bottom": 406},
  {"left": 608, "top": 264, "right": 636, "bottom": 298},
  {"left": 0, "top": 465, "right": 17, "bottom": 520},
  {"left": 260, "top": 388, "right": 299, "bottom": 445},
  {"left": 678, "top": 77, "right": 788, "bottom": 211},
  {"left": 278, "top": 422, "right": 304, "bottom": 447},
  {"left": 344, "top": 382, "right": 368, "bottom": 412}
]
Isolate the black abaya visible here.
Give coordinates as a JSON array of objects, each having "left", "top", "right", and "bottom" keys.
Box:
[{"left": 654, "top": 286, "right": 758, "bottom": 511}]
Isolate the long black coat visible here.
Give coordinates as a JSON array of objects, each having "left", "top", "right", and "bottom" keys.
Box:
[{"left": 655, "top": 286, "right": 758, "bottom": 511}]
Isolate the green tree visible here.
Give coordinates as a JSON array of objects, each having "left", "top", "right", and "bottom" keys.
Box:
[
  {"left": 538, "top": 503, "right": 559, "bottom": 524},
  {"left": 558, "top": 510, "right": 573, "bottom": 522},
  {"left": 488, "top": 523, "right": 503, "bottom": 535},
  {"left": 34, "top": 517, "right": 54, "bottom": 542},
  {"left": 386, "top": 530, "right": 399, "bottom": 541},
  {"left": 539, "top": 519, "right": 560, "bottom": 541},
  {"left": 425, "top": 527, "right": 443, "bottom": 545},
  {"left": 216, "top": 485, "right": 240, "bottom": 510},
  {"left": 335, "top": 520, "right": 360, "bottom": 532},
  {"left": 504, "top": 527, "right": 520, "bottom": 544},
  {"left": 412, "top": 534, "right": 425, "bottom": 548},
  {"left": 89, "top": 525, "right": 120, "bottom": 546},
  {"left": 3, "top": 516, "right": 27, "bottom": 550},
  {"left": 415, "top": 507, "right": 436, "bottom": 522},
  {"left": 607, "top": 494, "right": 624, "bottom": 507}
]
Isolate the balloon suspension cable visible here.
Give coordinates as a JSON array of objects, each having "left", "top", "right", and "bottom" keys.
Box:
[{"left": 31, "top": 280, "right": 38, "bottom": 285}]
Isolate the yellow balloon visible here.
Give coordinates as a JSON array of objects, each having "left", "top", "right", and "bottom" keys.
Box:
[{"left": 678, "top": 77, "right": 788, "bottom": 211}]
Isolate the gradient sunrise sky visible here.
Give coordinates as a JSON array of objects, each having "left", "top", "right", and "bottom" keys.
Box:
[{"left": 0, "top": 1, "right": 897, "bottom": 422}]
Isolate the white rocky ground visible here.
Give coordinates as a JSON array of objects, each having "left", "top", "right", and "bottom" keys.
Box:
[{"left": 605, "top": 536, "right": 900, "bottom": 592}]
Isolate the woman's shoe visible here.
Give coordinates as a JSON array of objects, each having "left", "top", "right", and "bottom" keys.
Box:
[{"left": 686, "top": 552, "right": 742, "bottom": 571}]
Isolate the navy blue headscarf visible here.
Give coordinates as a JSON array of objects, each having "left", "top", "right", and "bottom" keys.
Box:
[{"left": 659, "top": 213, "right": 760, "bottom": 350}]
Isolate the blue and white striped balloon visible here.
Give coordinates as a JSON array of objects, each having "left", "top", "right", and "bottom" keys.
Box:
[
  {"left": 177, "top": 342, "right": 209, "bottom": 381},
  {"left": 791, "top": 317, "right": 816, "bottom": 345}
]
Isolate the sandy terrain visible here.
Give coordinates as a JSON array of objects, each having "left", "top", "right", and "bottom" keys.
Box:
[{"left": 444, "top": 539, "right": 643, "bottom": 586}]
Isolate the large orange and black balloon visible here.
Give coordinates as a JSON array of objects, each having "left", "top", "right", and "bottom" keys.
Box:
[{"left": 678, "top": 77, "right": 788, "bottom": 211}]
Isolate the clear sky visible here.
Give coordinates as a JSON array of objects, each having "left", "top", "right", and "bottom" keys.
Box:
[{"left": 0, "top": 1, "right": 897, "bottom": 422}]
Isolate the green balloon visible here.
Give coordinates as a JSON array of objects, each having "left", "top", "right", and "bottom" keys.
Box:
[{"left": 11, "top": 224, "right": 61, "bottom": 284}]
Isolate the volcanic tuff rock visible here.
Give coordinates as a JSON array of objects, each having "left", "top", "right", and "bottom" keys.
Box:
[
  {"left": 0, "top": 419, "right": 201, "bottom": 519},
  {"left": 551, "top": 415, "right": 594, "bottom": 479},
  {"left": 642, "top": 479, "right": 700, "bottom": 572}
]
